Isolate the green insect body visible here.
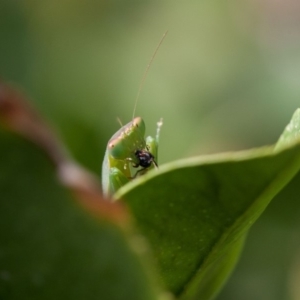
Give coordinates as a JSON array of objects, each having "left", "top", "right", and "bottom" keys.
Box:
[
  {"left": 102, "top": 33, "right": 167, "bottom": 197},
  {"left": 102, "top": 116, "right": 161, "bottom": 197}
]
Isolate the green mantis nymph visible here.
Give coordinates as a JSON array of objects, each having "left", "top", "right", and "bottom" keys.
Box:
[
  {"left": 102, "top": 117, "right": 163, "bottom": 196},
  {"left": 101, "top": 32, "right": 167, "bottom": 197}
]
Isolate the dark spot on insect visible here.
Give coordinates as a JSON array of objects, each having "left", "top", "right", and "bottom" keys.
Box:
[
  {"left": 131, "top": 149, "right": 158, "bottom": 178},
  {"left": 134, "top": 149, "right": 157, "bottom": 168}
]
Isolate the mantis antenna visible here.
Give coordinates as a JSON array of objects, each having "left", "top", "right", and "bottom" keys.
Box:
[
  {"left": 116, "top": 117, "right": 123, "bottom": 127},
  {"left": 132, "top": 31, "right": 168, "bottom": 120}
]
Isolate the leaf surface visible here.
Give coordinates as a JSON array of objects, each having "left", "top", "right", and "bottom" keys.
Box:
[{"left": 116, "top": 109, "right": 300, "bottom": 299}]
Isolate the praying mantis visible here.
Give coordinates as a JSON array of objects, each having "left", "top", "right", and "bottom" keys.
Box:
[{"left": 101, "top": 33, "right": 167, "bottom": 197}]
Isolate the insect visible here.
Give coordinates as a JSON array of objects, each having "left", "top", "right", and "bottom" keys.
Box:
[{"left": 102, "top": 32, "right": 167, "bottom": 197}]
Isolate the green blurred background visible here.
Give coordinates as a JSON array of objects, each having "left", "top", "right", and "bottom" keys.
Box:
[{"left": 1, "top": 1, "right": 300, "bottom": 299}]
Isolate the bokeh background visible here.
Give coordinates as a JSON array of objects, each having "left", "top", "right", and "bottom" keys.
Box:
[{"left": 1, "top": 1, "right": 300, "bottom": 299}]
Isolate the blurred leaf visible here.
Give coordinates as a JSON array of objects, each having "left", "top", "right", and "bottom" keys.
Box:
[
  {"left": 0, "top": 130, "right": 164, "bottom": 300},
  {"left": 0, "top": 83, "right": 166, "bottom": 300},
  {"left": 116, "top": 109, "right": 300, "bottom": 300}
]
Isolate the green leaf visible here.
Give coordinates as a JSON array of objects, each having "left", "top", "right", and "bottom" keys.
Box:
[
  {"left": 275, "top": 108, "right": 300, "bottom": 151},
  {"left": 2, "top": 80, "right": 300, "bottom": 300},
  {"left": 0, "top": 129, "right": 165, "bottom": 300},
  {"left": 0, "top": 82, "right": 171, "bottom": 300},
  {"left": 115, "top": 109, "right": 300, "bottom": 300}
]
